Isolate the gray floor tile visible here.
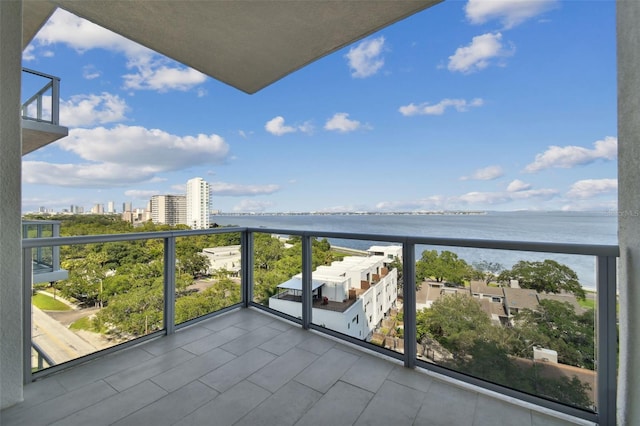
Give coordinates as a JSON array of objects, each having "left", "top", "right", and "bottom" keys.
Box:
[
  {"left": 296, "top": 333, "right": 336, "bottom": 355},
  {"left": 248, "top": 347, "right": 318, "bottom": 392},
  {"left": 151, "top": 347, "right": 236, "bottom": 392},
  {"left": 294, "top": 348, "right": 360, "bottom": 393},
  {"left": 0, "top": 380, "right": 117, "bottom": 426},
  {"left": 295, "top": 381, "right": 373, "bottom": 426},
  {"left": 50, "top": 380, "right": 167, "bottom": 426},
  {"left": 54, "top": 347, "right": 155, "bottom": 391},
  {"left": 199, "top": 347, "right": 277, "bottom": 392},
  {"left": 220, "top": 325, "right": 283, "bottom": 356},
  {"left": 264, "top": 317, "right": 297, "bottom": 331},
  {"left": 198, "top": 309, "right": 250, "bottom": 331},
  {"left": 386, "top": 365, "right": 433, "bottom": 393},
  {"left": 340, "top": 353, "right": 395, "bottom": 393},
  {"left": 235, "top": 314, "right": 278, "bottom": 331},
  {"left": 182, "top": 325, "right": 249, "bottom": 355},
  {"left": 175, "top": 381, "right": 270, "bottom": 426},
  {"left": 4, "top": 376, "right": 65, "bottom": 411},
  {"left": 355, "top": 380, "right": 426, "bottom": 425},
  {"left": 259, "top": 326, "right": 311, "bottom": 355},
  {"left": 414, "top": 380, "right": 478, "bottom": 426},
  {"left": 235, "top": 381, "right": 323, "bottom": 426},
  {"left": 104, "top": 348, "right": 195, "bottom": 391},
  {"left": 142, "top": 325, "right": 213, "bottom": 356},
  {"left": 531, "top": 412, "right": 590, "bottom": 426},
  {"left": 473, "top": 394, "right": 533, "bottom": 426},
  {"left": 112, "top": 380, "right": 219, "bottom": 426}
]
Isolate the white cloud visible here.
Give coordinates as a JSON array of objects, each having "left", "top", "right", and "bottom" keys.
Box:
[
  {"left": 567, "top": 179, "right": 617, "bottom": 199},
  {"left": 123, "top": 57, "right": 206, "bottom": 92},
  {"left": 23, "top": 161, "right": 155, "bottom": 188},
  {"left": 460, "top": 165, "right": 504, "bottom": 181},
  {"left": 457, "top": 187, "right": 558, "bottom": 205},
  {"left": 524, "top": 136, "right": 618, "bottom": 173},
  {"left": 59, "top": 125, "right": 229, "bottom": 169},
  {"left": 210, "top": 182, "right": 280, "bottom": 196},
  {"left": 265, "top": 116, "right": 296, "bottom": 136},
  {"left": 82, "top": 65, "right": 101, "bottom": 80},
  {"left": 506, "top": 179, "right": 532, "bottom": 192},
  {"left": 124, "top": 189, "right": 160, "bottom": 199},
  {"left": 345, "top": 36, "right": 386, "bottom": 78},
  {"left": 60, "top": 93, "right": 129, "bottom": 127},
  {"left": 448, "top": 32, "right": 514, "bottom": 74},
  {"left": 400, "top": 98, "right": 484, "bottom": 116},
  {"left": 34, "top": 9, "right": 205, "bottom": 93},
  {"left": 324, "top": 113, "right": 361, "bottom": 133},
  {"left": 298, "top": 121, "right": 315, "bottom": 135},
  {"left": 233, "top": 200, "right": 273, "bottom": 213},
  {"left": 23, "top": 45, "right": 36, "bottom": 61},
  {"left": 465, "top": 0, "right": 557, "bottom": 29}
]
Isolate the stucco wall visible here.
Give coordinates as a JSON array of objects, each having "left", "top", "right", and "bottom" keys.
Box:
[
  {"left": 617, "top": 1, "right": 640, "bottom": 423},
  {"left": 0, "top": 0, "right": 24, "bottom": 409}
]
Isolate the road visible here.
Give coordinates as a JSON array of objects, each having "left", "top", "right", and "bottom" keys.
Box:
[{"left": 32, "top": 306, "right": 99, "bottom": 365}]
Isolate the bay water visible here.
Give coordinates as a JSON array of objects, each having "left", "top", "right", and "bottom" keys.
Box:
[{"left": 213, "top": 211, "right": 617, "bottom": 290}]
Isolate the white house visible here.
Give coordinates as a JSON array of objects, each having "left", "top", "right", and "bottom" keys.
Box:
[
  {"left": 201, "top": 245, "right": 241, "bottom": 276},
  {"left": 269, "top": 246, "right": 400, "bottom": 340}
]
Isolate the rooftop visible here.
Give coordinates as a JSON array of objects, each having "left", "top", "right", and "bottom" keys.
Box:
[{"left": 0, "top": 308, "right": 591, "bottom": 426}]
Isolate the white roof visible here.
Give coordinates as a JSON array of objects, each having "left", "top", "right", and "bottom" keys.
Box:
[{"left": 277, "top": 277, "right": 324, "bottom": 292}]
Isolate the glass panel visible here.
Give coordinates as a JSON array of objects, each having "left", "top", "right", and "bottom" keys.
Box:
[
  {"left": 175, "top": 232, "right": 242, "bottom": 324},
  {"left": 31, "top": 240, "right": 165, "bottom": 372},
  {"left": 414, "top": 246, "right": 597, "bottom": 412},
  {"left": 308, "top": 237, "right": 403, "bottom": 355},
  {"left": 253, "top": 233, "right": 302, "bottom": 319}
]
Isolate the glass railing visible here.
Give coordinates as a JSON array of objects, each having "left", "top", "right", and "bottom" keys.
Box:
[
  {"left": 22, "top": 227, "right": 618, "bottom": 425},
  {"left": 21, "top": 68, "right": 61, "bottom": 125}
]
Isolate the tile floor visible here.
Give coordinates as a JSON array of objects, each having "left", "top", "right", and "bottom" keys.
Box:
[{"left": 1, "top": 308, "right": 595, "bottom": 426}]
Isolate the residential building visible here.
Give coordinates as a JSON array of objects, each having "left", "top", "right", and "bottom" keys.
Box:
[
  {"left": 269, "top": 246, "right": 399, "bottom": 340},
  {"left": 150, "top": 195, "right": 186, "bottom": 226},
  {"left": 201, "top": 245, "right": 241, "bottom": 276},
  {"left": 90, "top": 203, "right": 103, "bottom": 214},
  {"left": 186, "top": 177, "right": 210, "bottom": 229},
  {"left": 106, "top": 201, "right": 115, "bottom": 214}
]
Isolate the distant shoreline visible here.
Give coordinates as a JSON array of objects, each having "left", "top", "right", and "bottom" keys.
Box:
[{"left": 213, "top": 211, "right": 488, "bottom": 217}]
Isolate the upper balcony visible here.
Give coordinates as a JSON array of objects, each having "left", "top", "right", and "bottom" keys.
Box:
[
  {"left": 22, "top": 220, "right": 68, "bottom": 284},
  {"left": 1, "top": 227, "right": 618, "bottom": 425},
  {"left": 21, "top": 68, "right": 68, "bottom": 156}
]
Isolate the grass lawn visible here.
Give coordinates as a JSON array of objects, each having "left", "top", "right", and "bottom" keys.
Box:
[
  {"left": 578, "top": 298, "right": 596, "bottom": 310},
  {"left": 70, "top": 316, "right": 92, "bottom": 331},
  {"left": 32, "top": 293, "right": 71, "bottom": 311}
]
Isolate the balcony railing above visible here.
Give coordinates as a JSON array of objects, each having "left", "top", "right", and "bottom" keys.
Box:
[{"left": 21, "top": 68, "right": 68, "bottom": 155}]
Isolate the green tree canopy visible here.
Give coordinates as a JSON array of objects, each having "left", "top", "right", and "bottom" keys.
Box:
[
  {"left": 416, "top": 250, "right": 471, "bottom": 284},
  {"left": 497, "top": 260, "right": 585, "bottom": 299}
]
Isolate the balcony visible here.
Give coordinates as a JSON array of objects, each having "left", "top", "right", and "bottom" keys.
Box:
[
  {"left": 1, "top": 227, "right": 617, "bottom": 425},
  {"left": 22, "top": 220, "right": 68, "bottom": 284},
  {"left": 21, "top": 68, "right": 68, "bottom": 156}
]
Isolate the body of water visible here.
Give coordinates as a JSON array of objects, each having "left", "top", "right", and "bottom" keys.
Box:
[{"left": 212, "top": 211, "right": 618, "bottom": 290}]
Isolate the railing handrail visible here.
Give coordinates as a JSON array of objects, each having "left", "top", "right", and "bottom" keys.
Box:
[
  {"left": 21, "top": 226, "right": 620, "bottom": 257},
  {"left": 21, "top": 67, "right": 61, "bottom": 125}
]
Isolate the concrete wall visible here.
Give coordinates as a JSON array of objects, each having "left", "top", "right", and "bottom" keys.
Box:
[
  {"left": 0, "top": 0, "right": 24, "bottom": 409},
  {"left": 617, "top": 1, "right": 640, "bottom": 423}
]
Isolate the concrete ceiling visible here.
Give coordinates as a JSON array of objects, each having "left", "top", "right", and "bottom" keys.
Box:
[{"left": 23, "top": 0, "right": 441, "bottom": 94}]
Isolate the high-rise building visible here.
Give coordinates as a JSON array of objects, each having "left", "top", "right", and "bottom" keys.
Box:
[
  {"left": 123, "top": 202, "right": 132, "bottom": 213},
  {"left": 91, "top": 203, "right": 104, "bottom": 214},
  {"left": 186, "top": 177, "right": 211, "bottom": 229},
  {"left": 150, "top": 195, "right": 187, "bottom": 226},
  {"left": 107, "top": 201, "right": 115, "bottom": 214}
]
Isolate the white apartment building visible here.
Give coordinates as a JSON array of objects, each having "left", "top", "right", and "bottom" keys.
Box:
[
  {"left": 201, "top": 245, "right": 241, "bottom": 276},
  {"left": 269, "top": 246, "right": 399, "bottom": 340},
  {"left": 150, "top": 195, "right": 187, "bottom": 226},
  {"left": 186, "top": 177, "right": 211, "bottom": 229}
]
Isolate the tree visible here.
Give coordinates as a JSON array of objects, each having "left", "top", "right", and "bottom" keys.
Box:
[
  {"left": 472, "top": 260, "right": 505, "bottom": 285},
  {"left": 498, "top": 260, "right": 585, "bottom": 299},
  {"left": 416, "top": 250, "right": 471, "bottom": 285},
  {"left": 514, "top": 299, "right": 595, "bottom": 369},
  {"left": 61, "top": 251, "right": 110, "bottom": 307}
]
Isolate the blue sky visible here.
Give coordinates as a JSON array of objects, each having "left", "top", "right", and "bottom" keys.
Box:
[{"left": 21, "top": 0, "right": 617, "bottom": 214}]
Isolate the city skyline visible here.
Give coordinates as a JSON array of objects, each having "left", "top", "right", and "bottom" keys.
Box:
[{"left": 21, "top": 1, "right": 616, "bottom": 213}]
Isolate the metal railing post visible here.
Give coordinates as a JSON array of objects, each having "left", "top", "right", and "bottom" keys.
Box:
[
  {"left": 163, "top": 236, "right": 176, "bottom": 335},
  {"left": 403, "top": 242, "right": 416, "bottom": 369},
  {"left": 242, "top": 231, "right": 254, "bottom": 307},
  {"left": 23, "top": 247, "right": 33, "bottom": 383},
  {"left": 301, "top": 235, "right": 313, "bottom": 330},
  {"left": 51, "top": 77, "right": 60, "bottom": 124},
  {"left": 597, "top": 255, "right": 617, "bottom": 425}
]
